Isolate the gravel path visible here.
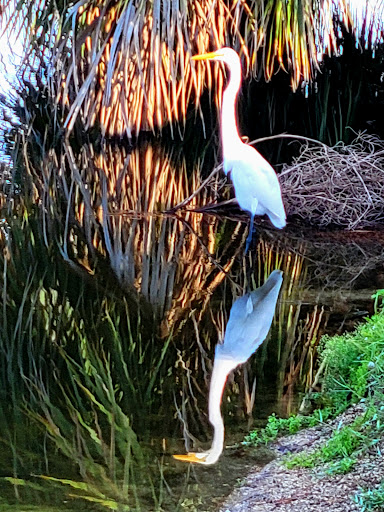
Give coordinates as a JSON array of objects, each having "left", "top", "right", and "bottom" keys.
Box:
[{"left": 219, "top": 404, "right": 384, "bottom": 512}]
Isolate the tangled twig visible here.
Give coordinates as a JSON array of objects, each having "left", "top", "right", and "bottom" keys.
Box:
[{"left": 280, "top": 132, "right": 384, "bottom": 229}]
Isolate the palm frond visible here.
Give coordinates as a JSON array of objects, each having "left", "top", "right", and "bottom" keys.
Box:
[
  {"left": 55, "top": 0, "right": 242, "bottom": 137},
  {"left": 2, "top": 0, "right": 383, "bottom": 134}
]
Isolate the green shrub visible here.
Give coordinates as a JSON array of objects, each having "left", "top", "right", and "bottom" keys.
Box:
[
  {"left": 318, "top": 333, "right": 366, "bottom": 409},
  {"left": 319, "top": 309, "right": 384, "bottom": 411}
]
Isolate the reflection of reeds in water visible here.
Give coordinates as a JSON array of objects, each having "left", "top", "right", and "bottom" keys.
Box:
[
  {"left": 239, "top": 237, "right": 310, "bottom": 418},
  {"left": 0, "top": 212, "right": 172, "bottom": 509},
  {"left": 0, "top": 167, "right": 182, "bottom": 508},
  {"left": 56, "top": 141, "right": 245, "bottom": 333},
  {"left": 95, "top": 143, "right": 211, "bottom": 309},
  {"left": 251, "top": 237, "right": 330, "bottom": 417}
]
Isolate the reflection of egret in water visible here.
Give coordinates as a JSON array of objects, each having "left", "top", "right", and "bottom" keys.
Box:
[
  {"left": 174, "top": 269, "right": 283, "bottom": 464},
  {"left": 192, "top": 48, "right": 286, "bottom": 250}
]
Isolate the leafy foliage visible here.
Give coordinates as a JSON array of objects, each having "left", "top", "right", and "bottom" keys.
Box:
[{"left": 318, "top": 308, "right": 384, "bottom": 411}]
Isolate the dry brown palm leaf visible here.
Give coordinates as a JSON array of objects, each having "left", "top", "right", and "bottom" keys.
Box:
[
  {"left": 2, "top": 0, "right": 384, "bottom": 136},
  {"left": 55, "top": 0, "right": 246, "bottom": 138}
]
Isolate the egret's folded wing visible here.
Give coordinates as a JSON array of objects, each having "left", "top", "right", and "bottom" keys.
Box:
[
  {"left": 228, "top": 154, "right": 285, "bottom": 221},
  {"left": 218, "top": 271, "right": 283, "bottom": 363}
]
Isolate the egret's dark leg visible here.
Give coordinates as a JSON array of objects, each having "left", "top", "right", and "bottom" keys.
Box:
[{"left": 245, "top": 213, "right": 255, "bottom": 253}]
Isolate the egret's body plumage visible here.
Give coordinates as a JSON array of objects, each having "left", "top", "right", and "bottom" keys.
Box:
[
  {"left": 227, "top": 147, "right": 286, "bottom": 229},
  {"left": 217, "top": 269, "right": 284, "bottom": 364},
  {"left": 174, "top": 270, "right": 283, "bottom": 465},
  {"left": 191, "top": 48, "right": 286, "bottom": 246}
]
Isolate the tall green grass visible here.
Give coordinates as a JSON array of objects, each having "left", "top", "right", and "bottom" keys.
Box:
[{"left": 317, "top": 289, "right": 384, "bottom": 411}]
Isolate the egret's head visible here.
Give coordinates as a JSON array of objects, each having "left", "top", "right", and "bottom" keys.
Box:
[
  {"left": 173, "top": 449, "right": 221, "bottom": 465},
  {"left": 191, "top": 47, "right": 240, "bottom": 68}
]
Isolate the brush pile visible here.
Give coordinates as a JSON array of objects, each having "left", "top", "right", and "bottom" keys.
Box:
[{"left": 280, "top": 133, "right": 384, "bottom": 229}]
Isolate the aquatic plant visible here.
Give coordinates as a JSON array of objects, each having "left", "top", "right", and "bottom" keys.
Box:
[
  {"left": 0, "top": 191, "right": 177, "bottom": 509},
  {"left": 26, "top": 330, "right": 164, "bottom": 510}
]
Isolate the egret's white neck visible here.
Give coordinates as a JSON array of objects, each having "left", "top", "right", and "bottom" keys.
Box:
[
  {"left": 220, "top": 58, "right": 243, "bottom": 162},
  {"left": 207, "top": 358, "right": 239, "bottom": 461}
]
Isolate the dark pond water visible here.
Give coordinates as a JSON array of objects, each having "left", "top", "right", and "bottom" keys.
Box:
[{"left": 1, "top": 141, "right": 383, "bottom": 511}]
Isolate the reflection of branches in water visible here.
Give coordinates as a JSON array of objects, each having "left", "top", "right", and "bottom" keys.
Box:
[
  {"left": 280, "top": 133, "right": 384, "bottom": 229},
  {"left": 267, "top": 229, "right": 384, "bottom": 290},
  {"left": 167, "top": 164, "right": 224, "bottom": 213},
  {"left": 160, "top": 215, "right": 244, "bottom": 336},
  {"left": 306, "top": 238, "right": 384, "bottom": 290}
]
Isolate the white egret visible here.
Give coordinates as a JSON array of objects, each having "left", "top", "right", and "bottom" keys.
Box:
[
  {"left": 173, "top": 269, "right": 283, "bottom": 465},
  {"left": 191, "top": 48, "right": 286, "bottom": 250}
]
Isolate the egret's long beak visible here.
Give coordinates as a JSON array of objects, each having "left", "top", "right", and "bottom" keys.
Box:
[
  {"left": 173, "top": 452, "right": 207, "bottom": 463},
  {"left": 191, "top": 51, "right": 221, "bottom": 61}
]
